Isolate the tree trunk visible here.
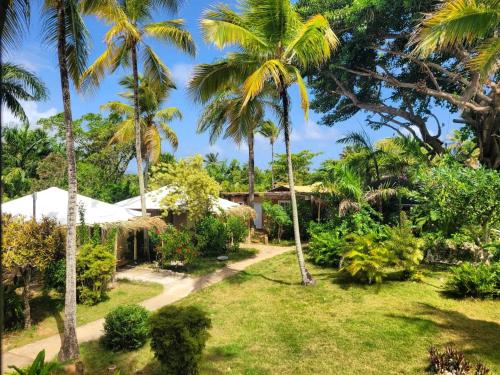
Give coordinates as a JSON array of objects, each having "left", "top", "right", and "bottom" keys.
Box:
[
  {"left": 131, "top": 43, "right": 150, "bottom": 261},
  {"left": 280, "top": 86, "right": 314, "bottom": 286},
  {"left": 57, "top": 0, "right": 79, "bottom": 361},
  {"left": 270, "top": 141, "right": 275, "bottom": 188},
  {"left": 247, "top": 129, "right": 255, "bottom": 207},
  {"left": 22, "top": 267, "right": 32, "bottom": 329}
]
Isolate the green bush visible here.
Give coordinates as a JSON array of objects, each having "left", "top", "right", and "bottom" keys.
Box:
[
  {"left": 155, "top": 225, "right": 198, "bottom": 266},
  {"left": 225, "top": 215, "right": 248, "bottom": 250},
  {"left": 3, "top": 287, "right": 24, "bottom": 331},
  {"left": 307, "top": 223, "right": 344, "bottom": 267},
  {"left": 149, "top": 305, "right": 211, "bottom": 375},
  {"left": 76, "top": 243, "right": 116, "bottom": 305},
  {"left": 195, "top": 216, "right": 228, "bottom": 256},
  {"left": 44, "top": 259, "right": 66, "bottom": 293},
  {"left": 446, "top": 262, "right": 499, "bottom": 298},
  {"left": 102, "top": 304, "right": 150, "bottom": 351},
  {"left": 262, "top": 202, "right": 292, "bottom": 242},
  {"left": 8, "top": 350, "right": 63, "bottom": 374}
]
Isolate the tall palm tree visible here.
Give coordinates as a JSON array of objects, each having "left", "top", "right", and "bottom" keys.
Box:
[
  {"left": 0, "top": 0, "right": 30, "bottom": 53},
  {"left": 42, "top": 0, "right": 89, "bottom": 361},
  {"left": 197, "top": 88, "right": 266, "bottom": 207},
  {"left": 189, "top": 0, "right": 338, "bottom": 285},
  {"left": 412, "top": 0, "right": 500, "bottom": 77},
  {"left": 1, "top": 63, "right": 48, "bottom": 123},
  {"left": 258, "top": 120, "right": 280, "bottom": 188},
  {"left": 102, "top": 75, "right": 181, "bottom": 188},
  {"left": 81, "top": 0, "right": 195, "bottom": 222},
  {"left": 204, "top": 152, "right": 220, "bottom": 165}
]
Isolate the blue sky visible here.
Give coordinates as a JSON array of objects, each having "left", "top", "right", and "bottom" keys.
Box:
[{"left": 4, "top": 0, "right": 458, "bottom": 171}]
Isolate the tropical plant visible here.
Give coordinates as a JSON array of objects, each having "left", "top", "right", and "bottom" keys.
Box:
[
  {"left": 446, "top": 262, "right": 499, "bottom": 298},
  {"left": 0, "top": 63, "right": 48, "bottom": 123},
  {"left": 42, "top": 0, "right": 90, "bottom": 360},
  {"left": 428, "top": 346, "right": 491, "bottom": 375},
  {"left": 412, "top": 0, "right": 500, "bottom": 78},
  {"left": 0, "top": 0, "right": 30, "bottom": 53},
  {"left": 149, "top": 305, "right": 212, "bottom": 375},
  {"left": 273, "top": 150, "right": 320, "bottom": 185},
  {"left": 307, "top": 223, "right": 345, "bottom": 267},
  {"left": 102, "top": 304, "right": 150, "bottom": 351},
  {"left": 154, "top": 225, "right": 198, "bottom": 266},
  {"left": 195, "top": 216, "right": 229, "bottom": 256},
  {"left": 8, "top": 350, "right": 63, "bottom": 375},
  {"left": 82, "top": 0, "right": 195, "bottom": 224},
  {"left": 102, "top": 75, "right": 181, "bottom": 187},
  {"left": 258, "top": 120, "right": 280, "bottom": 187},
  {"left": 225, "top": 215, "right": 249, "bottom": 250},
  {"left": 262, "top": 202, "right": 292, "bottom": 243},
  {"left": 189, "top": 0, "right": 338, "bottom": 285}
]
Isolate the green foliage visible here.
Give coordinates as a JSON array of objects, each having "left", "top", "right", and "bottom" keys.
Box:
[
  {"left": 8, "top": 350, "right": 62, "bottom": 375},
  {"left": 225, "top": 215, "right": 249, "bottom": 251},
  {"left": 153, "top": 225, "right": 198, "bottom": 266},
  {"left": 195, "top": 216, "right": 229, "bottom": 256},
  {"left": 445, "top": 263, "right": 500, "bottom": 299},
  {"left": 273, "top": 150, "right": 320, "bottom": 185},
  {"left": 150, "top": 155, "right": 220, "bottom": 222},
  {"left": 307, "top": 223, "right": 345, "bottom": 267},
  {"left": 3, "top": 287, "right": 24, "bottom": 331},
  {"left": 102, "top": 305, "right": 150, "bottom": 351},
  {"left": 428, "top": 346, "right": 491, "bottom": 375},
  {"left": 43, "top": 259, "right": 66, "bottom": 294},
  {"left": 262, "top": 202, "right": 292, "bottom": 242},
  {"left": 76, "top": 243, "right": 116, "bottom": 305},
  {"left": 149, "top": 305, "right": 211, "bottom": 375}
]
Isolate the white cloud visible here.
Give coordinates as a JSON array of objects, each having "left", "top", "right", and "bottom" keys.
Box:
[
  {"left": 171, "top": 63, "right": 194, "bottom": 87},
  {"left": 2, "top": 101, "right": 58, "bottom": 126},
  {"left": 291, "top": 120, "right": 340, "bottom": 142},
  {"left": 206, "top": 144, "right": 224, "bottom": 155}
]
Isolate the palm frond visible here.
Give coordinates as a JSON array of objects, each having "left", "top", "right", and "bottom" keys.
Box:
[
  {"left": 292, "top": 67, "right": 309, "bottom": 118},
  {"left": 242, "top": 59, "right": 289, "bottom": 107},
  {"left": 155, "top": 107, "right": 182, "bottom": 122},
  {"left": 0, "top": 0, "right": 30, "bottom": 53},
  {"left": 468, "top": 36, "right": 500, "bottom": 76},
  {"left": 142, "top": 44, "right": 173, "bottom": 92},
  {"left": 144, "top": 20, "right": 196, "bottom": 56},
  {"left": 159, "top": 122, "right": 179, "bottom": 151},
  {"left": 109, "top": 118, "right": 135, "bottom": 145},
  {"left": 100, "top": 101, "right": 134, "bottom": 116},
  {"left": 144, "top": 125, "right": 162, "bottom": 163}
]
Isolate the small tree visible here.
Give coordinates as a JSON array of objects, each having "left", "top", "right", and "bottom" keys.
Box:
[
  {"left": 150, "top": 155, "right": 221, "bottom": 223},
  {"left": 2, "top": 215, "right": 64, "bottom": 328},
  {"left": 262, "top": 202, "right": 292, "bottom": 242}
]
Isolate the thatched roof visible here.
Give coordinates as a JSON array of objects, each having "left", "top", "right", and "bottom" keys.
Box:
[
  {"left": 225, "top": 205, "right": 256, "bottom": 220},
  {"left": 117, "top": 216, "right": 168, "bottom": 232}
]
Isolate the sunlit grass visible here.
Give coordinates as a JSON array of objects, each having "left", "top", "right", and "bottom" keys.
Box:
[{"left": 79, "top": 252, "right": 499, "bottom": 374}]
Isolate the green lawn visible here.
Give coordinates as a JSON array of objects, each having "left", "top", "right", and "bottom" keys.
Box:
[
  {"left": 80, "top": 252, "right": 499, "bottom": 374},
  {"left": 3, "top": 280, "right": 163, "bottom": 350}
]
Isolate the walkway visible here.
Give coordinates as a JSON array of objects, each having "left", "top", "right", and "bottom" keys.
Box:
[{"left": 3, "top": 244, "right": 293, "bottom": 371}]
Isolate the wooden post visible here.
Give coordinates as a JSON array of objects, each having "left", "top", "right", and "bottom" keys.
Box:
[
  {"left": 317, "top": 200, "right": 321, "bottom": 223},
  {"left": 112, "top": 229, "right": 119, "bottom": 282},
  {"left": 133, "top": 230, "right": 138, "bottom": 262}
]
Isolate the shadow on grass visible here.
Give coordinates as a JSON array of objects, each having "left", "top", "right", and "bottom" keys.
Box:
[
  {"left": 225, "top": 270, "right": 296, "bottom": 286},
  {"left": 387, "top": 303, "right": 500, "bottom": 366}
]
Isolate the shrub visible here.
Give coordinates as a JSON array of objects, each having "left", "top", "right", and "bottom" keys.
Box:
[
  {"left": 195, "top": 216, "right": 228, "bottom": 256},
  {"left": 149, "top": 305, "right": 211, "bottom": 375},
  {"left": 102, "top": 304, "right": 150, "bottom": 351},
  {"left": 445, "top": 262, "right": 499, "bottom": 298},
  {"left": 307, "top": 223, "right": 344, "bottom": 267},
  {"left": 76, "top": 243, "right": 116, "bottom": 305},
  {"left": 44, "top": 259, "right": 66, "bottom": 293},
  {"left": 156, "top": 225, "right": 198, "bottom": 266},
  {"left": 8, "top": 350, "right": 63, "bottom": 374},
  {"left": 3, "top": 287, "right": 24, "bottom": 331},
  {"left": 225, "top": 215, "right": 248, "bottom": 250},
  {"left": 262, "top": 202, "right": 291, "bottom": 242},
  {"left": 428, "top": 346, "right": 490, "bottom": 374}
]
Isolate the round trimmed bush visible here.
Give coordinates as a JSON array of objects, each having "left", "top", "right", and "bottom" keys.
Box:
[
  {"left": 149, "top": 305, "right": 211, "bottom": 375},
  {"left": 102, "top": 304, "right": 150, "bottom": 351}
]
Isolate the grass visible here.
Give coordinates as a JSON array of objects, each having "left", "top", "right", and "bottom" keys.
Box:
[
  {"left": 161, "top": 247, "right": 258, "bottom": 276},
  {"left": 79, "top": 252, "right": 499, "bottom": 374},
  {"left": 3, "top": 280, "right": 163, "bottom": 351}
]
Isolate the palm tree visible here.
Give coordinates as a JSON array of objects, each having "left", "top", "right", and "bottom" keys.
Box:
[
  {"left": 102, "top": 75, "right": 181, "bottom": 188},
  {"left": 189, "top": 0, "right": 338, "bottom": 285},
  {"left": 0, "top": 0, "right": 30, "bottom": 53},
  {"left": 258, "top": 120, "right": 280, "bottom": 188},
  {"left": 197, "top": 88, "right": 267, "bottom": 207},
  {"left": 204, "top": 152, "right": 220, "bottom": 165},
  {"left": 412, "top": 0, "right": 500, "bottom": 77},
  {"left": 81, "top": 0, "right": 195, "bottom": 222},
  {"left": 42, "top": 0, "right": 89, "bottom": 361},
  {"left": 1, "top": 63, "right": 48, "bottom": 124}
]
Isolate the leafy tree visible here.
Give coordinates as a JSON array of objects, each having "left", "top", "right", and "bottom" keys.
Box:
[
  {"left": 262, "top": 202, "right": 292, "bottom": 242},
  {"left": 258, "top": 120, "right": 280, "bottom": 187},
  {"left": 0, "top": 63, "right": 48, "bottom": 123},
  {"left": 102, "top": 75, "right": 181, "bottom": 188},
  {"left": 42, "top": 0, "right": 90, "bottom": 360},
  {"left": 82, "top": 0, "right": 195, "bottom": 222},
  {"left": 190, "top": 0, "right": 338, "bottom": 285},
  {"left": 2, "top": 216, "right": 64, "bottom": 328},
  {"left": 150, "top": 155, "right": 220, "bottom": 223},
  {"left": 273, "top": 150, "right": 320, "bottom": 186}
]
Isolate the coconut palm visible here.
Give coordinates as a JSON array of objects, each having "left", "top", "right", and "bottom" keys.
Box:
[
  {"left": 204, "top": 152, "right": 220, "bottom": 165},
  {"left": 189, "top": 0, "right": 338, "bottom": 285},
  {"left": 1, "top": 63, "right": 48, "bottom": 123},
  {"left": 81, "top": 0, "right": 195, "bottom": 222},
  {"left": 412, "top": 0, "right": 500, "bottom": 77},
  {"left": 258, "top": 120, "right": 280, "bottom": 188},
  {"left": 42, "top": 0, "right": 89, "bottom": 361},
  {"left": 0, "top": 0, "right": 30, "bottom": 53},
  {"left": 197, "top": 88, "right": 266, "bottom": 207},
  {"left": 102, "top": 75, "right": 181, "bottom": 188}
]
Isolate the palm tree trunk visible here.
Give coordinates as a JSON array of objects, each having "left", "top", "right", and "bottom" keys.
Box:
[
  {"left": 247, "top": 129, "right": 255, "bottom": 207},
  {"left": 56, "top": 1, "right": 79, "bottom": 361},
  {"left": 270, "top": 140, "right": 275, "bottom": 188},
  {"left": 131, "top": 43, "right": 150, "bottom": 261},
  {"left": 280, "top": 87, "right": 314, "bottom": 286},
  {"left": 144, "top": 158, "right": 150, "bottom": 190},
  {"left": 22, "top": 267, "right": 32, "bottom": 329}
]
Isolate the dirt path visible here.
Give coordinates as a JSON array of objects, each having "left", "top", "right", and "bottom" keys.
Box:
[{"left": 2, "top": 244, "right": 293, "bottom": 372}]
